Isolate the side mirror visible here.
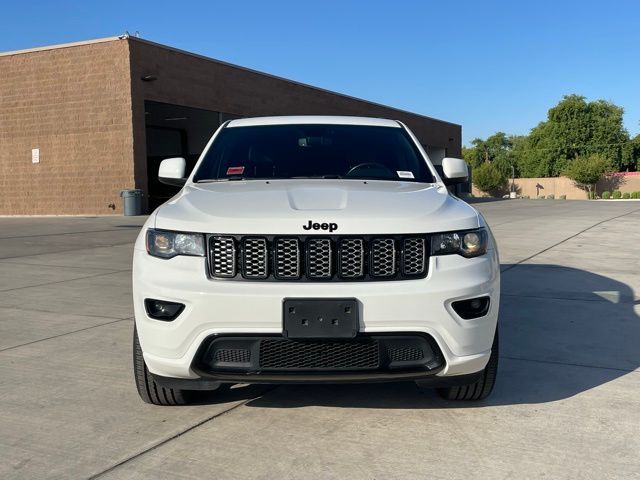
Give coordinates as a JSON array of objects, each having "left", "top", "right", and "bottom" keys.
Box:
[
  {"left": 441, "top": 157, "right": 469, "bottom": 186},
  {"left": 159, "top": 157, "right": 187, "bottom": 186}
]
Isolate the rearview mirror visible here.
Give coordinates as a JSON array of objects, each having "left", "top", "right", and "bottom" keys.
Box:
[
  {"left": 159, "top": 157, "right": 187, "bottom": 187},
  {"left": 441, "top": 157, "right": 469, "bottom": 186}
]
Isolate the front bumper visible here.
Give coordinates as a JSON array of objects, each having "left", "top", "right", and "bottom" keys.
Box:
[
  {"left": 133, "top": 238, "right": 500, "bottom": 382},
  {"left": 150, "top": 332, "right": 490, "bottom": 389}
]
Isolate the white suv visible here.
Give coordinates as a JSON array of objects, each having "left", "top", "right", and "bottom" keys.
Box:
[{"left": 132, "top": 116, "right": 500, "bottom": 405}]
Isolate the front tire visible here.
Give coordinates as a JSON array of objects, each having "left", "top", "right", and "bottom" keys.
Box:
[
  {"left": 436, "top": 327, "right": 499, "bottom": 401},
  {"left": 133, "top": 326, "right": 190, "bottom": 406}
]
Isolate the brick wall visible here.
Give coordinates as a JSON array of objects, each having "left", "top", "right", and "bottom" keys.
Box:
[
  {"left": 0, "top": 39, "right": 134, "bottom": 215},
  {"left": 128, "top": 38, "right": 461, "bottom": 199},
  {"left": 0, "top": 36, "right": 461, "bottom": 215}
]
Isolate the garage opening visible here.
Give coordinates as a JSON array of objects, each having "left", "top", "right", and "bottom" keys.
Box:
[
  {"left": 424, "top": 144, "right": 470, "bottom": 195},
  {"left": 144, "top": 101, "right": 241, "bottom": 211}
]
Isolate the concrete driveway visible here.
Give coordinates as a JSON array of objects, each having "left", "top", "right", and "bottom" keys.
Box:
[{"left": 1, "top": 200, "right": 638, "bottom": 479}]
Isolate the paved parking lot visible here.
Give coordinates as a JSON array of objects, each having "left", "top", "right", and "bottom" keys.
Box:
[{"left": 1, "top": 200, "right": 639, "bottom": 479}]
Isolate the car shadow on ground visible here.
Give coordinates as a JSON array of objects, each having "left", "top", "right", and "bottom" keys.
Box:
[{"left": 239, "top": 263, "right": 638, "bottom": 409}]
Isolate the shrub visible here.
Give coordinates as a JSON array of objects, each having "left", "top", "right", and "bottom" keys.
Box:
[
  {"left": 538, "top": 195, "right": 545, "bottom": 199},
  {"left": 547, "top": 194, "right": 555, "bottom": 199},
  {"left": 563, "top": 154, "right": 613, "bottom": 198},
  {"left": 587, "top": 191, "right": 595, "bottom": 199},
  {"left": 631, "top": 192, "right": 639, "bottom": 199},
  {"left": 613, "top": 191, "right": 622, "bottom": 199},
  {"left": 521, "top": 195, "right": 530, "bottom": 199},
  {"left": 602, "top": 191, "right": 611, "bottom": 199},
  {"left": 559, "top": 195, "right": 566, "bottom": 200},
  {"left": 623, "top": 192, "right": 631, "bottom": 199},
  {"left": 472, "top": 162, "right": 507, "bottom": 194}
]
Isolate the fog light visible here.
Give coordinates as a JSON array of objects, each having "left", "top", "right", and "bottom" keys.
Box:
[
  {"left": 144, "top": 299, "right": 185, "bottom": 321},
  {"left": 470, "top": 298, "right": 483, "bottom": 310},
  {"left": 451, "top": 297, "right": 490, "bottom": 320}
]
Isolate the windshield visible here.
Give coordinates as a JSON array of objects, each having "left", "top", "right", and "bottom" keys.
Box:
[{"left": 192, "top": 124, "right": 435, "bottom": 183}]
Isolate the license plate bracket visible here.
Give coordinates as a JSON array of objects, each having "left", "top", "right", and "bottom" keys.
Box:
[{"left": 283, "top": 298, "right": 359, "bottom": 339}]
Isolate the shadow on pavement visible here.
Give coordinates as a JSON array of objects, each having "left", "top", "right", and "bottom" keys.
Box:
[
  {"left": 242, "top": 263, "right": 638, "bottom": 409},
  {"left": 188, "top": 384, "right": 272, "bottom": 405},
  {"left": 464, "top": 197, "right": 506, "bottom": 204}
]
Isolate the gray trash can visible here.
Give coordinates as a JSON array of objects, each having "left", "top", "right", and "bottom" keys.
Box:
[{"left": 120, "top": 189, "right": 144, "bottom": 216}]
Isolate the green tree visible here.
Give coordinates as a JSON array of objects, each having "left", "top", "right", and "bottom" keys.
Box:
[
  {"left": 462, "top": 145, "right": 483, "bottom": 169},
  {"left": 622, "top": 133, "right": 640, "bottom": 171},
  {"left": 472, "top": 162, "right": 506, "bottom": 194},
  {"left": 463, "top": 132, "right": 519, "bottom": 178},
  {"left": 563, "top": 153, "right": 613, "bottom": 198},
  {"left": 517, "top": 95, "right": 630, "bottom": 177}
]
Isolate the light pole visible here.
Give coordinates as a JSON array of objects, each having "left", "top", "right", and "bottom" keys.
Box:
[{"left": 510, "top": 164, "right": 516, "bottom": 198}]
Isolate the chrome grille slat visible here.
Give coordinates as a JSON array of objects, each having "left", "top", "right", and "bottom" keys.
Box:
[
  {"left": 307, "top": 238, "right": 332, "bottom": 278},
  {"left": 275, "top": 238, "right": 301, "bottom": 279},
  {"left": 403, "top": 238, "right": 426, "bottom": 275},
  {"left": 209, "top": 235, "right": 427, "bottom": 281},
  {"left": 243, "top": 238, "right": 268, "bottom": 278},
  {"left": 339, "top": 238, "right": 364, "bottom": 278},
  {"left": 211, "top": 237, "right": 236, "bottom": 277},
  {"left": 370, "top": 238, "right": 396, "bottom": 277}
]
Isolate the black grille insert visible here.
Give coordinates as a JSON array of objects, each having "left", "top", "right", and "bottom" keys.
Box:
[
  {"left": 194, "top": 334, "right": 444, "bottom": 376},
  {"left": 387, "top": 346, "right": 424, "bottom": 362},
  {"left": 214, "top": 348, "right": 251, "bottom": 364},
  {"left": 259, "top": 339, "right": 380, "bottom": 370}
]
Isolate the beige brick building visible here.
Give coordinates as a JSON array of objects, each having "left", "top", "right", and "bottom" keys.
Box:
[{"left": 0, "top": 36, "right": 461, "bottom": 215}]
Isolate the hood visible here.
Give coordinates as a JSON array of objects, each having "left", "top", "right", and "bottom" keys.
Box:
[{"left": 154, "top": 180, "right": 479, "bottom": 234}]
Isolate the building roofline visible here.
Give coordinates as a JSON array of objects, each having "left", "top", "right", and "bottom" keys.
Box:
[
  {"left": 0, "top": 36, "right": 124, "bottom": 57},
  {"left": 0, "top": 35, "right": 460, "bottom": 129},
  {"left": 127, "top": 36, "right": 460, "bottom": 128}
]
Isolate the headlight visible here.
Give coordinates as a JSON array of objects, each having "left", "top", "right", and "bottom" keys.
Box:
[
  {"left": 146, "top": 229, "right": 205, "bottom": 259},
  {"left": 431, "top": 228, "right": 488, "bottom": 258}
]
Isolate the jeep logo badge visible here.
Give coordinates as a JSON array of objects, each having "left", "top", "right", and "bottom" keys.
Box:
[{"left": 303, "top": 220, "right": 338, "bottom": 233}]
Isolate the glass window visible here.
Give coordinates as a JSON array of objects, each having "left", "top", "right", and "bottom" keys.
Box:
[{"left": 193, "top": 124, "right": 434, "bottom": 183}]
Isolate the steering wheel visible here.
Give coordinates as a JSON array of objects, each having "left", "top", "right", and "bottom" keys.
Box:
[{"left": 345, "top": 162, "right": 395, "bottom": 178}]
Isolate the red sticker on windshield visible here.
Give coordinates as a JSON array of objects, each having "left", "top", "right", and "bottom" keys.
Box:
[{"left": 226, "top": 166, "right": 245, "bottom": 175}]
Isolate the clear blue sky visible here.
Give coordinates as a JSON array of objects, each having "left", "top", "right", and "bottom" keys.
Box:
[{"left": 2, "top": 0, "right": 639, "bottom": 144}]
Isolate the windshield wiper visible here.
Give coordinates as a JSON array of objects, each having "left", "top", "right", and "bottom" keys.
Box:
[
  {"left": 196, "top": 177, "right": 249, "bottom": 183},
  {"left": 290, "top": 175, "right": 343, "bottom": 179},
  {"left": 197, "top": 175, "right": 344, "bottom": 183}
]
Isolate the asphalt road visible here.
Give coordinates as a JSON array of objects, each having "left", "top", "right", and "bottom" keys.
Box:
[{"left": 1, "top": 200, "right": 639, "bottom": 479}]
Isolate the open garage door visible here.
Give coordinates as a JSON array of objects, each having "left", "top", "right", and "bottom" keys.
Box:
[{"left": 144, "top": 101, "right": 241, "bottom": 211}]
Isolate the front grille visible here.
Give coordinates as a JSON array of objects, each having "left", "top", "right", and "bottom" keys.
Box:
[
  {"left": 208, "top": 235, "right": 429, "bottom": 281},
  {"left": 194, "top": 334, "right": 444, "bottom": 376},
  {"left": 387, "top": 346, "right": 424, "bottom": 362},
  {"left": 259, "top": 339, "right": 380, "bottom": 370},
  {"left": 214, "top": 348, "right": 251, "bottom": 364}
]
